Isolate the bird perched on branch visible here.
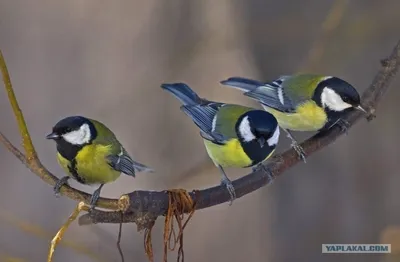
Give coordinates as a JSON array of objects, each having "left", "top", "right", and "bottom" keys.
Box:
[
  {"left": 161, "top": 82, "right": 280, "bottom": 204},
  {"left": 46, "top": 116, "right": 153, "bottom": 209},
  {"left": 220, "top": 74, "right": 368, "bottom": 162}
]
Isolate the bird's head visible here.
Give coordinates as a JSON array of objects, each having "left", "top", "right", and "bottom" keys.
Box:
[
  {"left": 46, "top": 116, "right": 96, "bottom": 146},
  {"left": 236, "top": 110, "right": 280, "bottom": 148},
  {"left": 314, "top": 77, "right": 367, "bottom": 114}
]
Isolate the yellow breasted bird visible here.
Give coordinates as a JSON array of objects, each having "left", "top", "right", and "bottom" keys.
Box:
[
  {"left": 220, "top": 74, "right": 367, "bottom": 162},
  {"left": 46, "top": 116, "right": 153, "bottom": 208},
  {"left": 161, "top": 83, "right": 280, "bottom": 204}
]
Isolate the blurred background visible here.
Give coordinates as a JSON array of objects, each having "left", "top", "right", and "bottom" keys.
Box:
[{"left": 0, "top": 0, "right": 399, "bottom": 261}]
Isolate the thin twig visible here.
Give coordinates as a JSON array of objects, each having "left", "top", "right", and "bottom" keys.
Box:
[
  {"left": 0, "top": 131, "right": 27, "bottom": 164},
  {"left": 117, "top": 212, "right": 125, "bottom": 262},
  {"left": 47, "top": 202, "right": 89, "bottom": 262},
  {"left": 0, "top": 209, "right": 105, "bottom": 262},
  {"left": 0, "top": 50, "right": 120, "bottom": 210},
  {"left": 0, "top": 50, "right": 38, "bottom": 161}
]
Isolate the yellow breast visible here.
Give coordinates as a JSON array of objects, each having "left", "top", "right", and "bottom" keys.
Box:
[
  {"left": 203, "top": 139, "right": 253, "bottom": 168},
  {"left": 263, "top": 101, "right": 327, "bottom": 131},
  {"left": 57, "top": 144, "right": 120, "bottom": 185}
]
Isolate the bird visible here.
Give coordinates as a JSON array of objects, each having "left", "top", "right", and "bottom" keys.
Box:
[
  {"left": 220, "top": 74, "right": 368, "bottom": 162},
  {"left": 161, "top": 82, "right": 280, "bottom": 204},
  {"left": 46, "top": 116, "right": 153, "bottom": 209}
]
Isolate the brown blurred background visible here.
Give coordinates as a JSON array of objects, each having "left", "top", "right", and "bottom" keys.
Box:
[{"left": 0, "top": 0, "right": 399, "bottom": 261}]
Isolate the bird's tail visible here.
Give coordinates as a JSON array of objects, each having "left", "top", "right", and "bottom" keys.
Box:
[
  {"left": 132, "top": 160, "right": 154, "bottom": 173},
  {"left": 161, "top": 83, "right": 202, "bottom": 106},
  {"left": 220, "top": 77, "right": 264, "bottom": 92}
]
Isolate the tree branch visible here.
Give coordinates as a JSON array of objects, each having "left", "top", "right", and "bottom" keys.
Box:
[
  {"left": 80, "top": 39, "right": 400, "bottom": 225},
  {"left": 1, "top": 40, "right": 399, "bottom": 227},
  {"left": 0, "top": 50, "right": 119, "bottom": 211}
]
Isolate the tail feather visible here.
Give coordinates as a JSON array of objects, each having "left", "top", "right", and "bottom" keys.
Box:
[
  {"left": 132, "top": 160, "right": 154, "bottom": 173},
  {"left": 161, "top": 83, "right": 202, "bottom": 106},
  {"left": 220, "top": 77, "right": 264, "bottom": 92}
]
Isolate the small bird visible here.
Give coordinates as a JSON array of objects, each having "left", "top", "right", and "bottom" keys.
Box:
[
  {"left": 220, "top": 74, "right": 368, "bottom": 161},
  {"left": 161, "top": 82, "right": 280, "bottom": 204},
  {"left": 46, "top": 116, "right": 153, "bottom": 208}
]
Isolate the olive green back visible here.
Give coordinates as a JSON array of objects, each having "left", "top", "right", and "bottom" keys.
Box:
[
  {"left": 283, "top": 74, "right": 328, "bottom": 102},
  {"left": 89, "top": 118, "right": 122, "bottom": 155},
  {"left": 214, "top": 104, "right": 252, "bottom": 139}
]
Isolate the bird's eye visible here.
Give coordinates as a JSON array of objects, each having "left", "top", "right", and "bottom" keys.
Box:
[{"left": 65, "top": 127, "right": 72, "bottom": 132}]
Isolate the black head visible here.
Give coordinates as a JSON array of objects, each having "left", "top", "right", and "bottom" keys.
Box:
[
  {"left": 313, "top": 77, "right": 365, "bottom": 112},
  {"left": 235, "top": 110, "right": 280, "bottom": 166},
  {"left": 236, "top": 110, "right": 280, "bottom": 148},
  {"left": 46, "top": 116, "right": 97, "bottom": 146}
]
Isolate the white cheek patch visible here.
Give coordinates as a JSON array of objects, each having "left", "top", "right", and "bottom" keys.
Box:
[
  {"left": 63, "top": 123, "right": 92, "bottom": 145},
  {"left": 267, "top": 127, "right": 280, "bottom": 146},
  {"left": 238, "top": 116, "right": 256, "bottom": 142},
  {"left": 321, "top": 87, "right": 352, "bottom": 111}
]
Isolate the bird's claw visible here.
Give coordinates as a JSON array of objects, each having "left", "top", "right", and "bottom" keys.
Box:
[
  {"left": 53, "top": 176, "right": 70, "bottom": 198},
  {"left": 253, "top": 163, "right": 274, "bottom": 184},
  {"left": 89, "top": 184, "right": 104, "bottom": 211},
  {"left": 337, "top": 119, "right": 350, "bottom": 134},
  {"left": 220, "top": 178, "right": 236, "bottom": 205},
  {"left": 89, "top": 193, "right": 100, "bottom": 211},
  {"left": 291, "top": 141, "right": 307, "bottom": 163},
  {"left": 283, "top": 129, "right": 306, "bottom": 163}
]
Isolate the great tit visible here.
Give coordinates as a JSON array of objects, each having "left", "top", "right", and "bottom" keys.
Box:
[
  {"left": 46, "top": 116, "right": 153, "bottom": 208},
  {"left": 161, "top": 83, "right": 280, "bottom": 204},
  {"left": 220, "top": 74, "right": 367, "bottom": 161}
]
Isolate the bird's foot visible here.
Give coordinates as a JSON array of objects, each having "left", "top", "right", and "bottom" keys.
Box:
[
  {"left": 336, "top": 119, "right": 350, "bottom": 134},
  {"left": 53, "top": 176, "right": 70, "bottom": 198},
  {"left": 89, "top": 192, "right": 100, "bottom": 211},
  {"left": 291, "top": 141, "right": 307, "bottom": 163},
  {"left": 89, "top": 197, "right": 98, "bottom": 212},
  {"left": 252, "top": 163, "right": 274, "bottom": 184},
  {"left": 283, "top": 129, "right": 306, "bottom": 163},
  {"left": 220, "top": 177, "right": 236, "bottom": 206},
  {"left": 89, "top": 184, "right": 104, "bottom": 211}
]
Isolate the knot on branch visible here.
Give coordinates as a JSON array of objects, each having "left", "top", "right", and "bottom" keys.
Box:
[
  {"left": 118, "top": 194, "right": 130, "bottom": 212},
  {"left": 144, "top": 189, "right": 196, "bottom": 262}
]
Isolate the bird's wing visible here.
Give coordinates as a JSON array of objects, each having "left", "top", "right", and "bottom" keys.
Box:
[
  {"left": 279, "top": 74, "right": 327, "bottom": 105},
  {"left": 181, "top": 102, "right": 228, "bottom": 144},
  {"left": 221, "top": 76, "right": 297, "bottom": 113},
  {"left": 242, "top": 77, "right": 297, "bottom": 113},
  {"left": 89, "top": 120, "right": 154, "bottom": 176},
  {"left": 212, "top": 104, "right": 252, "bottom": 138},
  {"left": 107, "top": 147, "right": 153, "bottom": 177},
  {"left": 231, "top": 74, "right": 323, "bottom": 113}
]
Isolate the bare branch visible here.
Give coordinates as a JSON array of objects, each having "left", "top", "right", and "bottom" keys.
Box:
[
  {"left": 0, "top": 50, "right": 120, "bottom": 211},
  {"left": 79, "top": 39, "right": 400, "bottom": 224},
  {"left": 47, "top": 202, "right": 89, "bottom": 262},
  {"left": 1, "top": 40, "right": 399, "bottom": 227}
]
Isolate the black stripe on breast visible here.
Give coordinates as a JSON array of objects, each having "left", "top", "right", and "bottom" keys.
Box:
[
  {"left": 67, "top": 158, "right": 86, "bottom": 184},
  {"left": 57, "top": 139, "right": 82, "bottom": 161},
  {"left": 241, "top": 140, "right": 276, "bottom": 166},
  {"left": 322, "top": 107, "right": 354, "bottom": 130}
]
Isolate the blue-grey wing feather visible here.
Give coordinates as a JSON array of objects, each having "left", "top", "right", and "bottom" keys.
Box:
[
  {"left": 244, "top": 80, "right": 295, "bottom": 113},
  {"left": 181, "top": 104, "right": 227, "bottom": 144},
  {"left": 221, "top": 76, "right": 296, "bottom": 112},
  {"left": 107, "top": 148, "right": 153, "bottom": 177}
]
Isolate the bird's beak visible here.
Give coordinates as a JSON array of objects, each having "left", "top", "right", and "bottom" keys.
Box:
[
  {"left": 355, "top": 105, "right": 368, "bottom": 115},
  {"left": 46, "top": 132, "right": 59, "bottom": 140},
  {"left": 257, "top": 137, "right": 266, "bottom": 148}
]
